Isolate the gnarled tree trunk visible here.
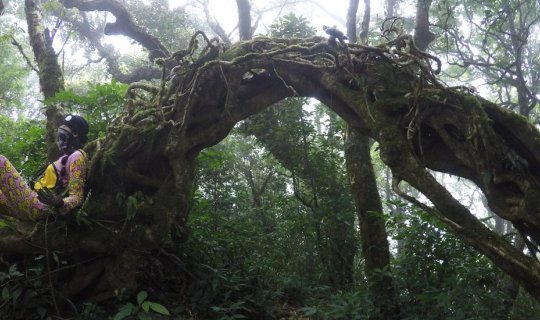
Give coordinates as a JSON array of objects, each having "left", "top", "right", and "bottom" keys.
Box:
[{"left": 3, "top": 32, "right": 540, "bottom": 302}]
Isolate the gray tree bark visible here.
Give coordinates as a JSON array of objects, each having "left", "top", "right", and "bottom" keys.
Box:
[
  {"left": 236, "top": 0, "right": 252, "bottom": 40},
  {"left": 25, "top": 0, "right": 65, "bottom": 160},
  {"left": 414, "top": 0, "right": 435, "bottom": 51}
]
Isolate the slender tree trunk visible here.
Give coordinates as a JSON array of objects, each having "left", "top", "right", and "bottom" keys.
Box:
[
  {"left": 25, "top": 0, "right": 65, "bottom": 160},
  {"left": 359, "top": 0, "right": 370, "bottom": 44},
  {"left": 346, "top": 2, "right": 397, "bottom": 317},
  {"left": 200, "top": 0, "right": 231, "bottom": 44},
  {"left": 503, "top": 0, "right": 534, "bottom": 119},
  {"left": 236, "top": 0, "right": 252, "bottom": 40},
  {"left": 385, "top": 0, "right": 397, "bottom": 18},
  {"left": 345, "top": 129, "right": 398, "bottom": 318},
  {"left": 346, "top": 0, "right": 359, "bottom": 42},
  {"left": 414, "top": 0, "right": 435, "bottom": 51},
  {"left": 244, "top": 168, "right": 275, "bottom": 233}
]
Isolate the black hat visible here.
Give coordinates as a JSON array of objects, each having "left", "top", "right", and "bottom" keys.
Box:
[{"left": 63, "top": 114, "right": 89, "bottom": 138}]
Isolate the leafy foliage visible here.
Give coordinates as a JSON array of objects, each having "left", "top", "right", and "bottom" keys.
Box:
[
  {"left": 388, "top": 201, "right": 540, "bottom": 320},
  {"left": 0, "top": 115, "right": 45, "bottom": 176},
  {"left": 0, "top": 263, "right": 51, "bottom": 319},
  {"left": 432, "top": 0, "right": 540, "bottom": 120},
  {"left": 127, "top": 0, "right": 196, "bottom": 51},
  {"left": 0, "top": 23, "right": 29, "bottom": 116},
  {"left": 113, "top": 290, "right": 170, "bottom": 320},
  {"left": 269, "top": 13, "right": 316, "bottom": 38},
  {"left": 180, "top": 158, "right": 540, "bottom": 319},
  {"left": 44, "top": 80, "right": 128, "bottom": 140}
]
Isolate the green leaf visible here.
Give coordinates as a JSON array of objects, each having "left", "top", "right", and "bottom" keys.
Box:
[
  {"left": 116, "top": 192, "right": 126, "bottom": 207},
  {"left": 52, "top": 252, "right": 60, "bottom": 265},
  {"left": 137, "top": 290, "right": 148, "bottom": 305},
  {"left": 127, "top": 195, "right": 139, "bottom": 220},
  {"left": 149, "top": 302, "right": 170, "bottom": 315},
  {"left": 12, "top": 288, "right": 22, "bottom": 303},
  {"left": 141, "top": 300, "right": 150, "bottom": 312},
  {"left": 114, "top": 303, "right": 135, "bottom": 320},
  {"left": 2, "top": 286, "right": 9, "bottom": 300},
  {"left": 9, "top": 264, "right": 23, "bottom": 277}
]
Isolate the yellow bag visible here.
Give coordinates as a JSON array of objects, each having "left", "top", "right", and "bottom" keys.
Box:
[{"left": 32, "top": 155, "right": 68, "bottom": 192}]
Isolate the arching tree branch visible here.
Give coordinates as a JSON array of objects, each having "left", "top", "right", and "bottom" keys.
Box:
[
  {"left": 63, "top": 11, "right": 161, "bottom": 82},
  {"left": 5, "top": 30, "right": 540, "bottom": 302},
  {"left": 61, "top": 0, "right": 170, "bottom": 61}
]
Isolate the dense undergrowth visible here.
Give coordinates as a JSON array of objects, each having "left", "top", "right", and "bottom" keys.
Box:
[{"left": 2, "top": 198, "right": 540, "bottom": 319}]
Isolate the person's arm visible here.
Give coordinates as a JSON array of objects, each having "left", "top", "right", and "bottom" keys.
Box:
[{"left": 60, "top": 151, "right": 87, "bottom": 213}]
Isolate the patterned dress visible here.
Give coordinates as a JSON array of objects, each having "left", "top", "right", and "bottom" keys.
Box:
[{"left": 0, "top": 151, "right": 87, "bottom": 221}]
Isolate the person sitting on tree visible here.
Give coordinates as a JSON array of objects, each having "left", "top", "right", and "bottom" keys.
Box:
[{"left": 0, "top": 114, "right": 89, "bottom": 221}]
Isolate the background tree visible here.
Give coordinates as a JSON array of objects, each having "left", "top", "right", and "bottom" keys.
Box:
[
  {"left": 345, "top": 0, "right": 398, "bottom": 317},
  {"left": 435, "top": 0, "right": 539, "bottom": 120},
  {"left": 236, "top": 0, "right": 252, "bottom": 40},
  {"left": 25, "top": 0, "right": 65, "bottom": 160},
  {"left": 0, "top": 30, "right": 28, "bottom": 116}
]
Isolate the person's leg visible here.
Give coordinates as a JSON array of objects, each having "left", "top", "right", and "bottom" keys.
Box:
[{"left": 0, "top": 155, "right": 47, "bottom": 220}]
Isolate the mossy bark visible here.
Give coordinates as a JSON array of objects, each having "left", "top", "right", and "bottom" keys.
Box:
[{"left": 345, "top": 130, "right": 397, "bottom": 317}]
